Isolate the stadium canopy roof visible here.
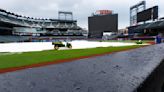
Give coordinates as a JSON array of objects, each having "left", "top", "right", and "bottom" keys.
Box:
[
  {"left": 158, "top": 21, "right": 164, "bottom": 28},
  {"left": 0, "top": 8, "right": 76, "bottom": 22},
  {"left": 134, "top": 23, "right": 150, "bottom": 31},
  {"left": 0, "top": 9, "right": 6, "bottom": 12},
  {"left": 133, "top": 20, "right": 164, "bottom": 31},
  {"left": 145, "top": 21, "right": 163, "bottom": 29},
  {"left": 159, "top": 17, "right": 164, "bottom": 20}
]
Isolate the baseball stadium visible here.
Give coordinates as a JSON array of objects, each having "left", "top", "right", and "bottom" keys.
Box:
[
  {"left": 0, "top": 6, "right": 151, "bottom": 70},
  {"left": 0, "top": 0, "right": 164, "bottom": 92}
]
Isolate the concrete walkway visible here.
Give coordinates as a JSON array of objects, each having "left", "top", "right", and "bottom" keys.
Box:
[{"left": 0, "top": 44, "right": 163, "bottom": 92}]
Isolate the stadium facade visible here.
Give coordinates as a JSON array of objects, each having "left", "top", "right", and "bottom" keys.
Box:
[
  {"left": 128, "top": 1, "right": 164, "bottom": 39},
  {"left": 88, "top": 10, "right": 118, "bottom": 38},
  {"left": 0, "top": 8, "right": 87, "bottom": 42}
]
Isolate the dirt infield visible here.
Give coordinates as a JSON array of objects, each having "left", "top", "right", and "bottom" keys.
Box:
[{"left": 0, "top": 45, "right": 150, "bottom": 74}]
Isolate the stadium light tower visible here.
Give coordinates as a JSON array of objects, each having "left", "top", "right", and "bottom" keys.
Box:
[{"left": 58, "top": 11, "right": 73, "bottom": 20}]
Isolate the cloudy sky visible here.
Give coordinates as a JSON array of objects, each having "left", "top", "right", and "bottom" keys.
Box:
[{"left": 0, "top": 0, "right": 163, "bottom": 29}]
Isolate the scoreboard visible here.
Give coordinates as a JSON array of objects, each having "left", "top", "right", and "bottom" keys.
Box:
[{"left": 137, "top": 6, "right": 158, "bottom": 22}]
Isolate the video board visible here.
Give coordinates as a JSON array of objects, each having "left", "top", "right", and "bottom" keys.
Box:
[{"left": 137, "top": 6, "right": 158, "bottom": 22}]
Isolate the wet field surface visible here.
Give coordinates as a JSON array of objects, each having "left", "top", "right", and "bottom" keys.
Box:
[
  {"left": 0, "top": 44, "right": 163, "bottom": 92},
  {"left": 0, "top": 41, "right": 141, "bottom": 52}
]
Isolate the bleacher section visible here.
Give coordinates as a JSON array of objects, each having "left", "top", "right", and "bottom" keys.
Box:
[
  {"left": 0, "top": 36, "right": 30, "bottom": 43},
  {"left": 128, "top": 20, "right": 164, "bottom": 37},
  {"left": 0, "top": 8, "right": 86, "bottom": 38}
]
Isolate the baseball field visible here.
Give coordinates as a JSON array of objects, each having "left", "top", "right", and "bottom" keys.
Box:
[{"left": 0, "top": 45, "right": 144, "bottom": 70}]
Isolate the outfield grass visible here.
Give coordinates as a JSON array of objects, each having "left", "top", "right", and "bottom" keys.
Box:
[{"left": 0, "top": 45, "right": 144, "bottom": 69}]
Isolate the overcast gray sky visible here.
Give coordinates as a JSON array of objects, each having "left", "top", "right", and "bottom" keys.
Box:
[{"left": 0, "top": 0, "right": 163, "bottom": 29}]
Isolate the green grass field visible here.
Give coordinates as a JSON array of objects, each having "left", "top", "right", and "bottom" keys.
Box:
[{"left": 0, "top": 45, "right": 144, "bottom": 69}]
